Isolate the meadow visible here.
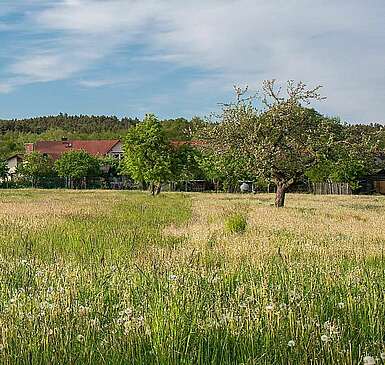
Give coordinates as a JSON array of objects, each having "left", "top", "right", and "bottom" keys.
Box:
[{"left": 0, "top": 190, "right": 384, "bottom": 364}]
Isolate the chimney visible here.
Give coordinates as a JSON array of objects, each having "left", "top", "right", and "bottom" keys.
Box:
[{"left": 25, "top": 143, "right": 34, "bottom": 154}]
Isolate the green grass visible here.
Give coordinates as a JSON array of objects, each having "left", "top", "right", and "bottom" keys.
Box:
[{"left": 0, "top": 190, "right": 384, "bottom": 364}]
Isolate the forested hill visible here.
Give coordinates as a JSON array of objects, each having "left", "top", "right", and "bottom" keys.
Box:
[
  {"left": 0, "top": 114, "right": 138, "bottom": 134},
  {"left": 0, "top": 114, "right": 204, "bottom": 159}
]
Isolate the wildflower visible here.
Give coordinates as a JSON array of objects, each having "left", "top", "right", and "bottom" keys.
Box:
[
  {"left": 265, "top": 304, "right": 274, "bottom": 311},
  {"left": 90, "top": 318, "right": 100, "bottom": 329},
  {"left": 321, "top": 334, "right": 329, "bottom": 342},
  {"left": 20, "top": 259, "right": 28, "bottom": 265},
  {"left": 78, "top": 305, "right": 89, "bottom": 316},
  {"left": 287, "top": 340, "right": 295, "bottom": 347},
  {"left": 381, "top": 353, "right": 385, "bottom": 360},
  {"left": 337, "top": 302, "right": 345, "bottom": 309},
  {"left": 324, "top": 321, "right": 331, "bottom": 330},
  {"left": 169, "top": 274, "right": 177, "bottom": 281},
  {"left": 363, "top": 356, "right": 375, "bottom": 365},
  {"left": 76, "top": 334, "right": 84, "bottom": 342},
  {"left": 48, "top": 329, "right": 54, "bottom": 336}
]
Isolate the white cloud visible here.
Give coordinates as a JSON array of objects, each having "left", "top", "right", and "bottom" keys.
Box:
[
  {"left": 0, "top": 0, "right": 384, "bottom": 122},
  {"left": 0, "top": 82, "right": 13, "bottom": 93}
]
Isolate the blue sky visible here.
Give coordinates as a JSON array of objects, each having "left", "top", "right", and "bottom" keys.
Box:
[{"left": 0, "top": 0, "right": 384, "bottom": 123}]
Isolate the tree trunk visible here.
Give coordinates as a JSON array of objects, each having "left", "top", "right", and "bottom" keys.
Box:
[
  {"left": 150, "top": 182, "right": 155, "bottom": 196},
  {"left": 275, "top": 182, "right": 286, "bottom": 207},
  {"left": 155, "top": 183, "right": 161, "bottom": 195}
]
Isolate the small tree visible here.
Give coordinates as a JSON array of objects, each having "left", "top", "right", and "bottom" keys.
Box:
[
  {"left": 122, "top": 114, "right": 172, "bottom": 195},
  {"left": 55, "top": 150, "right": 100, "bottom": 188},
  {"left": 0, "top": 160, "right": 8, "bottom": 181},
  {"left": 17, "top": 152, "right": 55, "bottom": 188},
  {"left": 207, "top": 80, "right": 337, "bottom": 207}
]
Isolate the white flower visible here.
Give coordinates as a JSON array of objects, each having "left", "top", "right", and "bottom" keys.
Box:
[
  {"left": 363, "top": 356, "right": 375, "bottom": 365},
  {"left": 287, "top": 340, "right": 295, "bottom": 347},
  {"left": 321, "top": 334, "right": 329, "bottom": 342},
  {"left": 381, "top": 353, "right": 385, "bottom": 360},
  {"left": 76, "top": 334, "right": 84, "bottom": 342},
  {"left": 169, "top": 274, "right": 177, "bottom": 281},
  {"left": 20, "top": 259, "right": 28, "bottom": 265},
  {"left": 337, "top": 302, "right": 345, "bottom": 309},
  {"left": 265, "top": 304, "right": 274, "bottom": 311}
]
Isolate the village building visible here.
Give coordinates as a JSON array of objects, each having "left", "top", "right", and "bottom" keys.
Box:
[
  {"left": 24, "top": 139, "right": 123, "bottom": 160},
  {"left": 4, "top": 139, "right": 124, "bottom": 185},
  {"left": 3, "top": 154, "right": 23, "bottom": 181}
]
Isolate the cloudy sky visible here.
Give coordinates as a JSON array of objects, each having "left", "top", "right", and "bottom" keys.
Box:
[{"left": 0, "top": 0, "right": 384, "bottom": 123}]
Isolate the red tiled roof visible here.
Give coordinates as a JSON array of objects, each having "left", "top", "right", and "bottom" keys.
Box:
[{"left": 30, "top": 140, "right": 120, "bottom": 160}]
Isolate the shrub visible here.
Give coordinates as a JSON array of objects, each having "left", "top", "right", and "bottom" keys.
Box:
[{"left": 224, "top": 213, "right": 247, "bottom": 234}]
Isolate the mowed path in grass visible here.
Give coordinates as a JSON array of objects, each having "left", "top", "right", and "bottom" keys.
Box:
[{"left": 0, "top": 190, "right": 384, "bottom": 364}]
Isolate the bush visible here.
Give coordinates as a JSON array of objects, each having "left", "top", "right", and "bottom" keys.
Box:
[{"left": 224, "top": 213, "right": 247, "bottom": 234}]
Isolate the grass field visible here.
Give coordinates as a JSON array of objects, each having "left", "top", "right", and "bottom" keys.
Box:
[{"left": 0, "top": 190, "right": 384, "bottom": 364}]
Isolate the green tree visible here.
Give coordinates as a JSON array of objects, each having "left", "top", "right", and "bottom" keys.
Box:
[
  {"left": 122, "top": 114, "right": 172, "bottom": 195},
  {"left": 306, "top": 122, "right": 377, "bottom": 190},
  {"left": 17, "top": 152, "right": 55, "bottom": 188},
  {"left": 0, "top": 160, "right": 8, "bottom": 181},
  {"left": 207, "top": 80, "right": 338, "bottom": 207},
  {"left": 55, "top": 150, "right": 100, "bottom": 188},
  {"left": 172, "top": 145, "right": 203, "bottom": 182}
]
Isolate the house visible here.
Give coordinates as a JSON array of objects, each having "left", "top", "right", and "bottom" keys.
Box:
[
  {"left": 5, "top": 154, "right": 24, "bottom": 180},
  {"left": 358, "top": 168, "right": 385, "bottom": 194},
  {"left": 24, "top": 139, "right": 123, "bottom": 160}
]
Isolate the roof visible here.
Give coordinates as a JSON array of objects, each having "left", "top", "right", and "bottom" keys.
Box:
[
  {"left": 6, "top": 154, "right": 24, "bottom": 161},
  {"left": 32, "top": 140, "right": 120, "bottom": 160}
]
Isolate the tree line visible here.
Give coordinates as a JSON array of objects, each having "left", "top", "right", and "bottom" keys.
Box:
[
  {"left": 0, "top": 114, "right": 198, "bottom": 160},
  {"left": 1, "top": 79, "right": 384, "bottom": 207}
]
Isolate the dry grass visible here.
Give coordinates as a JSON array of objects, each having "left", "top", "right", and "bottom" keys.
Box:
[
  {"left": 164, "top": 193, "right": 385, "bottom": 265},
  {"left": 0, "top": 190, "right": 385, "bottom": 364}
]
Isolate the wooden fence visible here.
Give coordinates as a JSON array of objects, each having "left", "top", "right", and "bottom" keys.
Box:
[{"left": 311, "top": 182, "right": 352, "bottom": 195}]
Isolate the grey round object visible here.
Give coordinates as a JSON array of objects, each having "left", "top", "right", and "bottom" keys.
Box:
[{"left": 240, "top": 182, "right": 250, "bottom": 192}]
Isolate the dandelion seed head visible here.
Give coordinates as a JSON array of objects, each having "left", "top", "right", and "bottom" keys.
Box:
[
  {"left": 321, "top": 334, "right": 329, "bottom": 342},
  {"left": 287, "top": 340, "right": 295, "bottom": 347},
  {"left": 76, "top": 334, "right": 84, "bottom": 342},
  {"left": 363, "top": 356, "right": 375, "bottom": 365}
]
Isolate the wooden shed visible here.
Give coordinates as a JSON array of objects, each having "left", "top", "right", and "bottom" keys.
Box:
[{"left": 359, "top": 168, "right": 385, "bottom": 194}]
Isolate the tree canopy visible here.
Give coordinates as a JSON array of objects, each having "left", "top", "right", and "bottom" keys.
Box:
[
  {"left": 205, "top": 80, "right": 362, "bottom": 206},
  {"left": 0, "top": 160, "right": 8, "bottom": 180},
  {"left": 16, "top": 152, "right": 56, "bottom": 187},
  {"left": 122, "top": 114, "right": 172, "bottom": 194},
  {"left": 55, "top": 150, "right": 100, "bottom": 188}
]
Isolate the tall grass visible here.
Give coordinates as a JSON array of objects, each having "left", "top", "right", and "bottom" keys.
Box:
[{"left": 0, "top": 190, "right": 384, "bottom": 364}]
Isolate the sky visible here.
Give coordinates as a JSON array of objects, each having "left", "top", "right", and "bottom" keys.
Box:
[{"left": 0, "top": 0, "right": 384, "bottom": 123}]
